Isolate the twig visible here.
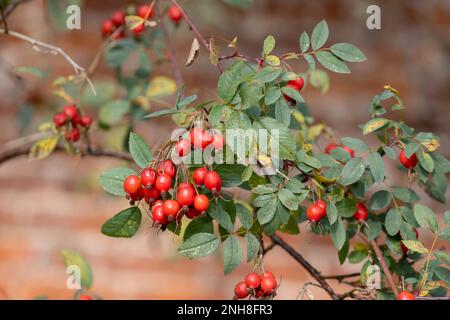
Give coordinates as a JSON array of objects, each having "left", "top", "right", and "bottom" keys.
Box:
[
  {"left": 171, "top": 0, "right": 224, "bottom": 73},
  {"left": 156, "top": 1, "right": 184, "bottom": 87},
  {"left": 269, "top": 234, "right": 340, "bottom": 300},
  {"left": 323, "top": 272, "right": 361, "bottom": 282},
  {"left": 0, "top": 28, "right": 96, "bottom": 95}
]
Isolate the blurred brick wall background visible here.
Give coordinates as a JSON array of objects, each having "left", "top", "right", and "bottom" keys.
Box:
[{"left": 0, "top": 0, "right": 449, "bottom": 299}]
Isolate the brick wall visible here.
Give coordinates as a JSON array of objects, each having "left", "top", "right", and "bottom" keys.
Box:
[{"left": 0, "top": 0, "right": 448, "bottom": 300}]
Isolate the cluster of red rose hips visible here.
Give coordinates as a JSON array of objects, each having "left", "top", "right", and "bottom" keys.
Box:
[
  {"left": 306, "top": 200, "right": 368, "bottom": 223},
  {"left": 53, "top": 105, "right": 93, "bottom": 143},
  {"left": 283, "top": 77, "right": 305, "bottom": 104},
  {"left": 123, "top": 159, "right": 223, "bottom": 227},
  {"left": 175, "top": 127, "right": 225, "bottom": 157},
  {"left": 234, "top": 271, "right": 278, "bottom": 300},
  {"left": 101, "top": 4, "right": 183, "bottom": 40}
]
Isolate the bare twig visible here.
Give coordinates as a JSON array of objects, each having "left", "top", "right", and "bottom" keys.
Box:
[
  {"left": 323, "top": 272, "right": 361, "bottom": 282},
  {"left": 368, "top": 238, "right": 399, "bottom": 297},
  {"left": 269, "top": 234, "right": 340, "bottom": 300},
  {"left": 171, "top": 0, "right": 224, "bottom": 73}
]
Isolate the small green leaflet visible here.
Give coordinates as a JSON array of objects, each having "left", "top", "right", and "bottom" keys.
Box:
[
  {"left": 129, "top": 132, "right": 153, "bottom": 168},
  {"left": 178, "top": 233, "right": 220, "bottom": 259},
  {"left": 311, "top": 20, "right": 329, "bottom": 50},
  {"left": 60, "top": 249, "right": 93, "bottom": 289},
  {"left": 330, "top": 43, "right": 367, "bottom": 62},
  {"left": 339, "top": 157, "right": 365, "bottom": 186},
  {"left": 223, "top": 236, "right": 243, "bottom": 275},
  {"left": 245, "top": 233, "right": 260, "bottom": 262}
]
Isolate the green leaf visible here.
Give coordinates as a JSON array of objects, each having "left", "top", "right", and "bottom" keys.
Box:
[
  {"left": 369, "top": 190, "right": 392, "bottom": 211},
  {"left": 223, "top": 236, "right": 242, "bottom": 275},
  {"left": 99, "top": 100, "right": 130, "bottom": 126},
  {"left": 257, "top": 198, "right": 277, "bottom": 225},
  {"left": 418, "top": 151, "right": 435, "bottom": 173},
  {"left": 327, "top": 201, "right": 338, "bottom": 225},
  {"left": 218, "top": 61, "right": 244, "bottom": 103},
  {"left": 255, "top": 117, "right": 297, "bottom": 161},
  {"left": 383, "top": 146, "right": 397, "bottom": 160},
  {"left": 282, "top": 86, "right": 304, "bottom": 103},
  {"left": 178, "top": 233, "right": 220, "bottom": 259},
  {"left": 278, "top": 188, "right": 299, "bottom": 211},
  {"left": 414, "top": 204, "right": 438, "bottom": 233},
  {"left": 401, "top": 240, "right": 429, "bottom": 255},
  {"left": 348, "top": 250, "right": 368, "bottom": 264},
  {"left": 245, "top": 233, "right": 260, "bottom": 262},
  {"left": 385, "top": 208, "right": 402, "bottom": 236},
  {"left": 330, "top": 43, "right": 367, "bottom": 62},
  {"left": 263, "top": 35, "right": 276, "bottom": 55},
  {"left": 264, "top": 86, "right": 282, "bottom": 105},
  {"left": 100, "top": 167, "right": 137, "bottom": 196},
  {"left": 341, "top": 137, "right": 369, "bottom": 152},
  {"left": 316, "top": 51, "right": 350, "bottom": 74},
  {"left": 253, "top": 184, "right": 278, "bottom": 195},
  {"left": 208, "top": 203, "right": 234, "bottom": 233},
  {"left": 338, "top": 157, "right": 365, "bottom": 186},
  {"left": 299, "top": 32, "right": 310, "bottom": 53},
  {"left": 404, "top": 142, "right": 419, "bottom": 158},
  {"left": 363, "top": 118, "right": 390, "bottom": 135},
  {"left": 330, "top": 218, "right": 346, "bottom": 250},
  {"left": 236, "top": 203, "right": 253, "bottom": 230},
  {"left": 253, "top": 67, "right": 282, "bottom": 84},
  {"left": 239, "top": 81, "right": 263, "bottom": 109},
  {"left": 101, "top": 207, "right": 142, "bottom": 238},
  {"left": 368, "top": 152, "right": 385, "bottom": 183},
  {"left": 60, "top": 249, "right": 93, "bottom": 289},
  {"left": 145, "top": 108, "right": 178, "bottom": 119},
  {"left": 311, "top": 20, "right": 329, "bottom": 50},
  {"left": 29, "top": 136, "right": 59, "bottom": 160},
  {"left": 365, "top": 219, "right": 382, "bottom": 241},
  {"left": 275, "top": 100, "right": 291, "bottom": 126},
  {"left": 128, "top": 132, "right": 153, "bottom": 168},
  {"left": 336, "top": 198, "right": 357, "bottom": 218},
  {"left": 183, "top": 218, "right": 214, "bottom": 241},
  {"left": 392, "top": 187, "right": 420, "bottom": 203},
  {"left": 214, "top": 165, "right": 247, "bottom": 188}
]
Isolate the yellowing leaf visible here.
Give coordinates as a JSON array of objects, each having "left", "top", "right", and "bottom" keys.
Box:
[
  {"left": 363, "top": 118, "right": 390, "bottom": 135},
  {"left": 383, "top": 84, "right": 399, "bottom": 95},
  {"left": 282, "top": 53, "right": 299, "bottom": 60},
  {"left": 29, "top": 136, "right": 59, "bottom": 160},
  {"left": 228, "top": 37, "right": 238, "bottom": 49},
  {"left": 39, "top": 122, "right": 55, "bottom": 133},
  {"left": 257, "top": 155, "right": 273, "bottom": 168},
  {"left": 265, "top": 55, "right": 281, "bottom": 67},
  {"left": 146, "top": 76, "right": 177, "bottom": 98},
  {"left": 308, "top": 124, "right": 325, "bottom": 141},
  {"left": 186, "top": 38, "right": 200, "bottom": 67},
  {"left": 401, "top": 240, "right": 429, "bottom": 255},
  {"left": 420, "top": 139, "right": 440, "bottom": 152},
  {"left": 292, "top": 110, "right": 305, "bottom": 124},
  {"left": 209, "top": 38, "right": 219, "bottom": 66},
  {"left": 125, "top": 15, "right": 145, "bottom": 30}
]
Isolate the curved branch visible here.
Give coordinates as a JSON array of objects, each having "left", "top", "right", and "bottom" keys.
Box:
[{"left": 269, "top": 234, "right": 341, "bottom": 300}]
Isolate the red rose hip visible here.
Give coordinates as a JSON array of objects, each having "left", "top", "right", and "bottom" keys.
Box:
[
  {"left": 234, "top": 281, "right": 249, "bottom": 299},
  {"left": 399, "top": 150, "right": 418, "bottom": 169},
  {"left": 354, "top": 202, "right": 368, "bottom": 221},
  {"left": 124, "top": 175, "right": 142, "bottom": 195}
]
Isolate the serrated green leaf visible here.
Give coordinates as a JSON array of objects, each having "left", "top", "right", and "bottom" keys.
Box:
[
  {"left": 278, "top": 188, "right": 298, "bottom": 211},
  {"left": 341, "top": 137, "right": 369, "bottom": 152},
  {"left": 368, "top": 152, "right": 385, "bottom": 183},
  {"left": 100, "top": 167, "right": 137, "bottom": 196},
  {"left": 311, "top": 20, "right": 329, "bottom": 50},
  {"left": 414, "top": 204, "right": 438, "bottom": 233},
  {"left": 339, "top": 157, "right": 365, "bottom": 186},
  {"left": 178, "top": 233, "right": 220, "bottom": 259},
  {"left": 316, "top": 51, "right": 350, "bottom": 74},
  {"left": 330, "top": 43, "right": 367, "bottom": 62},
  {"left": 101, "top": 207, "right": 142, "bottom": 238},
  {"left": 330, "top": 218, "right": 346, "bottom": 250},
  {"left": 299, "top": 32, "right": 310, "bottom": 53},
  {"left": 257, "top": 198, "right": 277, "bottom": 225},
  {"left": 385, "top": 208, "right": 402, "bottom": 236},
  {"left": 218, "top": 61, "right": 244, "bottom": 103},
  {"left": 223, "top": 236, "right": 242, "bottom": 275},
  {"left": 327, "top": 201, "right": 338, "bottom": 225},
  {"left": 245, "top": 233, "right": 260, "bottom": 262},
  {"left": 263, "top": 35, "right": 276, "bottom": 55},
  {"left": 129, "top": 132, "right": 153, "bottom": 168}
]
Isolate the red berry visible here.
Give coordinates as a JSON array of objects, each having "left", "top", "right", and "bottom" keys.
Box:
[
  {"left": 204, "top": 171, "right": 222, "bottom": 192},
  {"left": 138, "top": 4, "right": 154, "bottom": 19},
  {"left": 283, "top": 83, "right": 300, "bottom": 103},
  {"left": 152, "top": 205, "right": 167, "bottom": 225},
  {"left": 234, "top": 281, "right": 249, "bottom": 299},
  {"left": 342, "top": 146, "right": 355, "bottom": 158},
  {"left": 190, "top": 128, "right": 211, "bottom": 150},
  {"left": 262, "top": 271, "right": 276, "bottom": 280},
  {"left": 79, "top": 295, "right": 93, "bottom": 301},
  {"left": 354, "top": 202, "right": 368, "bottom": 221},
  {"left": 194, "top": 194, "right": 210, "bottom": 213},
  {"left": 212, "top": 134, "right": 225, "bottom": 150},
  {"left": 53, "top": 113, "right": 67, "bottom": 127},
  {"left": 186, "top": 207, "right": 201, "bottom": 220},
  {"left": 317, "top": 199, "right": 327, "bottom": 218},
  {"left": 255, "top": 289, "right": 265, "bottom": 298},
  {"left": 65, "top": 127, "right": 81, "bottom": 142},
  {"left": 133, "top": 23, "right": 145, "bottom": 35},
  {"left": 178, "top": 182, "right": 195, "bottom": 191},
  {"left": 124, "top": 175, "right": 142, "bottom": 195},
  {"left": 397, "top": 291, "right": 415, "bottom": 300},
  {"left": 155, "top": 174, "right": 172, "bottom": 192},
  {"left": 175, "top": 139, "right": 191, "bottom": 157},
  {"left": 260, "top": 275, "right": 277, "bottom": 294},
  {"left": 71, "top": 113, "right": 82, "bottom": 126},
  {"left": 245, "top": 273, "right": 261, "bottom": 289},
  {"left": 168, "top": 5, "right": 183, "bottom": 23},
  {"left": 306, "top": 204, "right": 324, "bottom": 222},
  {"left": 401, "top": 228, "right": 419, "bottom": 255},
  {"left": 141, "top": 168, "right": 157, "bottom": 188},
  {"left": 177, "top": 186, "right": 196, "bottom": 207},
  {"left": 144, "top": 188, "right": 161, "bottom": 204},
  {"left": 63, "top": 105, "right": 78, "bottom": 119},
  {"left": 193, "top": 167, "right": 208, "bottom": 186},
  {"left": 325, "top": 143, "right": 339, "bottom": 155},
  {"left": 80, "top": 116, "right": 93, "bottom": 128},
  {"left": 162, "top": 200, "right": 181, "bottom": 222},
  {"left": 157, "top": 160, "right": 176, "bottom": 178},
  {"left": 399, "top": 150, "right": 418, "bottom": 169},
  {"left": 111, "top": 10, "right": 126, "bottom": 27},
  {"left": 102, "top": 20, "right": 114, "bottom": 37},
  {"left": 129, "top": 187, "right": 144, "bottom": 202},
  {"left": 287, "top": 78, "right": 305, "bottom": 91}
]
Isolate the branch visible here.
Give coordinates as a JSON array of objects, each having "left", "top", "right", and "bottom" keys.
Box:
[
  {"left": 269, "top": 234, "right": 340, "bottom": 300},
  {"left": 368, "top": 238, "right": 400, "bottom": 297},
  {"left": 171, "top": 0, "right": 224, "bottom": 73},
  {"left": 323, "top": 272, "right": 360, "bottom": 282}
]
